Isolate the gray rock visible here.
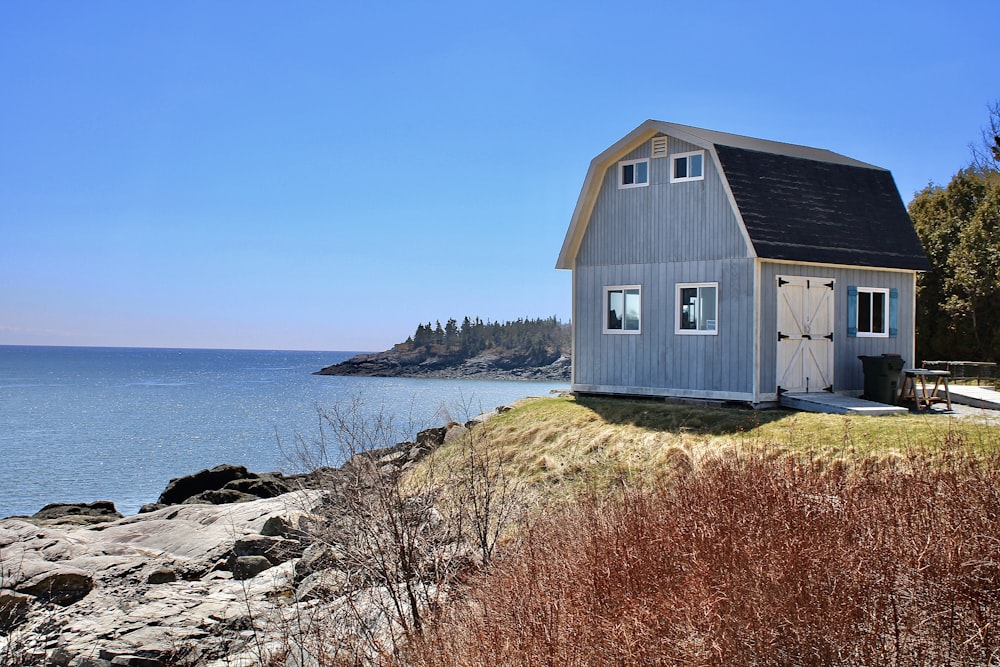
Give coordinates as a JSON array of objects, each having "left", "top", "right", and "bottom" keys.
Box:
[
  {"left": 296, "top": 569, "right": 349, "bottom": 601},
  {"left": 109, "top": 656, "right": 163, "bottom": 667},
  {"left": 233, "top": 535, "right": 304, "bottom": 565},
  {"left": 444, "top": 424, "right": 469, "bottom": 443},
  {"left": 260, "top": 514, "right": 292, "bottom": 537},
  {"left": 0, "top": 588, "right": 33, "bottom": 630},
  {"left": 15, "top": 565, "right": 93, "bottom": 605},
  {"left": 31, "top": 500, "right": 123, "bottom": 523},
  {"left": 222, "top": 474, "right": 292, "bottom": 499},
  {"left": 416, "top": 426, "right": 447, "bottom": 448},
  {"left": 145, "top": 567, "right": 177, "bottom": 584},
  {"left": 294, "top": 542, "right": 345, "bottom": 580},
  {"left": 229, "top": 555, "right": 273, "bottom": 580},
  {"left": 183, "top": 488, "right": 257, "bottom": 505},
  {"left": 157, "top": 464, "right": 253, "bottom": 505}
]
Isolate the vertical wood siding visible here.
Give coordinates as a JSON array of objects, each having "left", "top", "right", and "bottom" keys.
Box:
[
  {"left": 572, "top": 135, "right": 756, "bottom": 399},
  {"left": 576, "top": 137, "right": 750, "bottom": 268},
  {"left": 569, "top": 133, "right": 919, "bottom": 402},
  {"left": 573, "top": 258, "right": 756, "bottom": 397},
  {"left": 757, "top": 261, "right": 917, "bottom": 396}
]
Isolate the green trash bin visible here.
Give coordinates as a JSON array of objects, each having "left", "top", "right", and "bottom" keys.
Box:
[{"left": 858, "top": 354, "right": 905, "bottom": 405}]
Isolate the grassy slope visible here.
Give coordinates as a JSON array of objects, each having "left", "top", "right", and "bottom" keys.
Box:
[
  {"left": 404, "top": 396, "right": 1000, "bottom": 665},
  {"left": 425, "top": 395, "right": 1000, "bottom": 503}
]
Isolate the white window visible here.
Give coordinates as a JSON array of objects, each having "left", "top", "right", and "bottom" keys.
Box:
[
  {"left": 618, "top": 159, "right": 649, "bottom": 189},
  {"left": 856, "top": 287, "right": 889, "bottom": 337},
  {"left": 605, "top": 286, "right": 641, "bottom": 333},
  {"left": 677, "top": 283, "right": 718, "bottom": 334},
  {"left": 671, "top": 150, "right": 705, "bottom": 183}
]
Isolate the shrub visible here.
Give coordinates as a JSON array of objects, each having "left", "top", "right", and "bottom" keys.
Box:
[{"left": 406, "top": 452, "right": 1000, "bottom": 666}]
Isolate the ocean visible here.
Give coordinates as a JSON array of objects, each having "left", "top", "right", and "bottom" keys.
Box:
[{"left": 0, "top": 346, "right": 567, "bottom": 518}]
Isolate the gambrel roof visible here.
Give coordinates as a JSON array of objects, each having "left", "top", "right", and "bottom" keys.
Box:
[{"left": 556, "top": 120, "right": 930, "bottom": 271}]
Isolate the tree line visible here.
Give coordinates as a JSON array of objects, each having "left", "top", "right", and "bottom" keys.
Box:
[
  {"left": 909, "top": 101, "right": 1000, "bottom": 362},
  {"left": 402, "top": 316, "right": 570, "bottom": 359}
]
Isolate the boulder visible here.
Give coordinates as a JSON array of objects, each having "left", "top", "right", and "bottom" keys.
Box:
[
  {"left": 183, "top": 488, "right": 257, "bottom": 505},
  {"left": 444, "top": 424, "right": 469, "bottom": 443},
  {"left": 416, "top": 426, "right": 447, "bottom": 448},
  {"left": 157, "top": 464, "right": 253, "bottom": 505},
  {"left": 228, "top": 555, "right": 273, "bottom": 580},
  {"left": 222, "top": 473, "right": 291, "bottom": 499},
  {"left": 31, "top": 500, "right": 123, "bottom": 524},
  {"left": 233, "top": 535, "right": 304, "bottom": 565},
  {"left": 260, "top": 514, "right": 297, "bottom": 537}
]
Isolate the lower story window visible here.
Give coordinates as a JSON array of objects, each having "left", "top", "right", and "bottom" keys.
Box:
[
  {"left": 677, "top": 283, "right": 718, "bottom": 334},
  {"left": 856, "top": 287, "right": 889, "bottom": 337},
  {"left": 605, "top": 286, "right": 641, "bottom": 333}
]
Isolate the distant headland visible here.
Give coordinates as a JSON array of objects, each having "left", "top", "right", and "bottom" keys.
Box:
[{"left": 314, "top": 316, "right": 571, "bottom": 381}]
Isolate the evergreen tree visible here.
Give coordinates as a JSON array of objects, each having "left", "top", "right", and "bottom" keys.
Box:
[{"left": 444, "top": 318, "right": 459, "bottom": 349}]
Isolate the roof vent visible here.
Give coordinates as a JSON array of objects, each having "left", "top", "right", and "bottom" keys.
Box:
[{"left": 651, "top": 136, "right": 669, "bottom": 158}]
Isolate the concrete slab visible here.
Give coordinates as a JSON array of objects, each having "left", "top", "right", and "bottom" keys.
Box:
[
  {"left": 946, "top": 385, "right": 1000, "bottom": 411},
  {"left": 780, "top": 392, "right": 909, "bottom": 416}
]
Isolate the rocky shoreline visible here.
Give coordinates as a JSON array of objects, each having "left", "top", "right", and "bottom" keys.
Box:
[
  {"left": 0, "top": 412, "right": 500, "bottom": 666},
  {"left": 314, "top": 349, "right": 571, "bottom": 382}
]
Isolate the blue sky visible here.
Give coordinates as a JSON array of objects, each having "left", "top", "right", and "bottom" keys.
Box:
[{"left": 1, "top": 1, "right": 997, "bottom": 351}]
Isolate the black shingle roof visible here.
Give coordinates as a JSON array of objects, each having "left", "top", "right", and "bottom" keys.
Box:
[{"left": 714, "top": 144, "right": 930, "bottom": 271}]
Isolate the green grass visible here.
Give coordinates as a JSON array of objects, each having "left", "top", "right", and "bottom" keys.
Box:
[{"left": 419, "top": 395, "right": 1000, "bottom": 503}]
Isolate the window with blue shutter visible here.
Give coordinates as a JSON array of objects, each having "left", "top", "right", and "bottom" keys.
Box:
[{"left": 849, "top": 286, "right": 894, "bottom": 338}]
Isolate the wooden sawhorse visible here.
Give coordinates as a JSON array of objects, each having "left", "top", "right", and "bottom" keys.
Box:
[{"left": 898, "top": 369, "right": 952, "bottom": 411}]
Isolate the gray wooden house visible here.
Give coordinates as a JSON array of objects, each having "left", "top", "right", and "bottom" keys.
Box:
[{"left": 556, "top": 120, "right": 930, "bottom": 405}]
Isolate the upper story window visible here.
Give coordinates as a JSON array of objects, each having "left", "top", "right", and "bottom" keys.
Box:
[
  {"left": 671, "top": 150, "right": 705, "bottom": 183},
  {"left": 605, "top": 285, "right": 641, "bottom": 333},
  {"left": 618, "top": 159, "right": 649, "bottom": 189},
  {"left": 677, "top": 283, "right": 718, "bottom": 334}
]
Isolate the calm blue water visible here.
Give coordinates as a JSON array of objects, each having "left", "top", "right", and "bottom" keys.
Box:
[{"left": 0, "top": 346, "right": 567, "bottom": 517}]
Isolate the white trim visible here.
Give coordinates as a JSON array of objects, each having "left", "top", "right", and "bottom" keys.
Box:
[
  {"left": 676, "top": 282, "right": 719, "bottom": 335},
  {"left": 670, "top": 150, "right": 705, "bottom": 183},
  {"left": 856, "top": 286, "right": 890, "bottom": 337},
  {"left": 571, "top": 267, "right": 578, "bottom": 385},
  {"left": 911, "top": 272, "right": 918, "bottom": 368},
  {"left": 604, "top": 285, "right": 642, "bottom": 334},
  {"left": 572, "top": 383, "right": 755, "bottom": 402},
  {"left": 753, "top": 259, "right": 762, "bottom": 401},
  {"left": 618, "top": 158, "right": 649, "bottom": 189}
]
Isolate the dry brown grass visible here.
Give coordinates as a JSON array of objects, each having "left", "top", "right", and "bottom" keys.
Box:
[
  {"left": 406, "top": 451, "right": 1000, "bottom": 666},
  {"left": 391, "top": 396, "right": 1000, "bottom": 666}
]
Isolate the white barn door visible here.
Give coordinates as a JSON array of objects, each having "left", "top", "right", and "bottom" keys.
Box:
[{"left": 776, "top": 275, "right": 835, "bottom": 393}]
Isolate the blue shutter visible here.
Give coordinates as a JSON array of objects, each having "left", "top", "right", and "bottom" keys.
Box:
[
  {"left": 847, "top": 286, "right": 858, "bottom": 337},
  {"left": 889, "top": 288, "right": 899, "bottom": 338}
]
